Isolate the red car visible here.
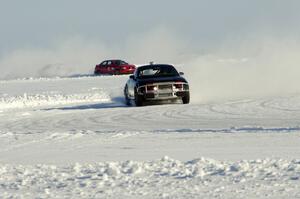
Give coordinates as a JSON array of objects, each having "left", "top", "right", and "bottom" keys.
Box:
[{"left": 94, "top": 59, "right": 136, "bottom": 75}]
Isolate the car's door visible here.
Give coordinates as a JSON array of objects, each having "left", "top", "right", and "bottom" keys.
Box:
[
  {"left": 99, "top": 61, "right": 107, "bottom": 73},
  {"left": 127, "top": 75, "right": 137, "bottom": 98},
  {"left": 106, "top": 60, "right": 113, "bottom": 74},
  {"left": 112, "top": 60, "right": 121, "bottom": 74}
]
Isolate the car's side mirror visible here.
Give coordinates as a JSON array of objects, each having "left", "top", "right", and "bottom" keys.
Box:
[
  {"left": 129, "top": 75, "right": 135, "bottom": 79},
  {"left": 179, "top": 72, "right": 184, "bottom": 76}
]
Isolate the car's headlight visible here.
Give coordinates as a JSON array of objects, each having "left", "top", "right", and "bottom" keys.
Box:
[{"left": 147, "top": 85, "right": 158, "bottom": 91}]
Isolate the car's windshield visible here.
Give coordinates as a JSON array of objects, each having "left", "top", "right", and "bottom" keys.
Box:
[{"left": 137, "top": 65, "right": 179, "bottom": 78}]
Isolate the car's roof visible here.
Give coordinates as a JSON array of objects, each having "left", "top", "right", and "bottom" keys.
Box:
[
  {"left": 103, "top": 59, "right": 124, "bottom": 62},
  {"left": 137, "top": 64, "right": 174, "bottom": 69}
]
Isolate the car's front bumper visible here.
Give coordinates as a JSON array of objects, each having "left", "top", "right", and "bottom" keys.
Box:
[{"left": 137, "top": 82, "right": 189, "bottom": 100}]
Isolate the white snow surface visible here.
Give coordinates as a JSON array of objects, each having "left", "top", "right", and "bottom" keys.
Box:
[{"left": 1, "top": 75, "right": 300, "bottom": 198}]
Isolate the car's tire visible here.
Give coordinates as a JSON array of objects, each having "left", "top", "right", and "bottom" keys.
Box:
[
  {"left": 182, "top": 92, "right": 190, "bottom": 104},
  {"left": 124, "top": 86, "right": 131, "bottom": 106},
  {"left": 134, "top": 88, "right": 144, "bottom": 106}
]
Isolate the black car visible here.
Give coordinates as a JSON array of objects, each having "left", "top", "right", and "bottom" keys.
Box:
[{"left": 124, "top": 63, "right": 190, "bottom": 106}]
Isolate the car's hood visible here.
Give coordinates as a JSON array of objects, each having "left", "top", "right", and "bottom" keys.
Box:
[{"left": 137, "top": 76, "right": 188, "bottom": 86}]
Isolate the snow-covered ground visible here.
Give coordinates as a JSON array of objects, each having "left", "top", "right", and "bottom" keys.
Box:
[{"left": 1, "top": 75, "right": 300, "bottom": 198}]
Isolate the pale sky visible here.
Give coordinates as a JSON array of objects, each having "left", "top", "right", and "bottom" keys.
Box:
[{"left": 1, "top": 0, "right": 299, "bottom": 56}]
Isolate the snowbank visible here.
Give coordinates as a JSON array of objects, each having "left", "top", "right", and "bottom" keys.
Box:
[
  {"left": 1, "top": 157, "right": 300, "bottom": 198},
  {"left": 0, "top": 91, "right": 110, "bottom": 110}
]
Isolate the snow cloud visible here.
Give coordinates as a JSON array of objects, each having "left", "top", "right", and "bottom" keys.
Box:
[
  {"left": 1, "top": 27, "right": 300, "bottom": 102},
  {"left": 0, "top": 27, "right": 188, "bottom": 79},
  {"left": 184, "top": 35, "right": 300, "bottom": 102}
]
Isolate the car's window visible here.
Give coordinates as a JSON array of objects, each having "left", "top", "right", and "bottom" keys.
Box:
[
  {"left": 101, "top": 61, "right": 107, "bottom": 66},
  {"left": 121, "top": 61, "right": 128, "bottom": 65},
  {"left": 138, "top": 65, "right": 179, "bottom": 78},
  {"left": 140, "top": 69, "right": 157, "bottom": 76},
  {"left": 107, "top": 61, "right": 112, "bottom": 65},
  {"left": 115, "top": 60, "right": 121, "bottom": 66}
]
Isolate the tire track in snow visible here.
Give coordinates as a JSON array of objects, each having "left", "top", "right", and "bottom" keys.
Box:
[
  {"left": 1, "top": 74, "right": 300, "bottom": 136},
  {"left": 260, "top": 96, "right": 300, "bottom": 112},
  {"left": 2, "top": 95, "right": 300, "bottom": 135},
  {"left": 156, "top": 126, "right": 300, "bottom": 134}
]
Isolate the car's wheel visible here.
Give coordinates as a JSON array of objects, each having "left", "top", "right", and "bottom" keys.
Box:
[
  {"left": 94, "top": 71, "right": 100, "bottom": 75},
  {"left": 124, "top": 85, "right": 131, "bottom": 106},
  {"left": 134, "top": 88, "right": 144, "bottom": 106},
  {"left": 182, "top": 92, "right": 190, "bottom": 104}
]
